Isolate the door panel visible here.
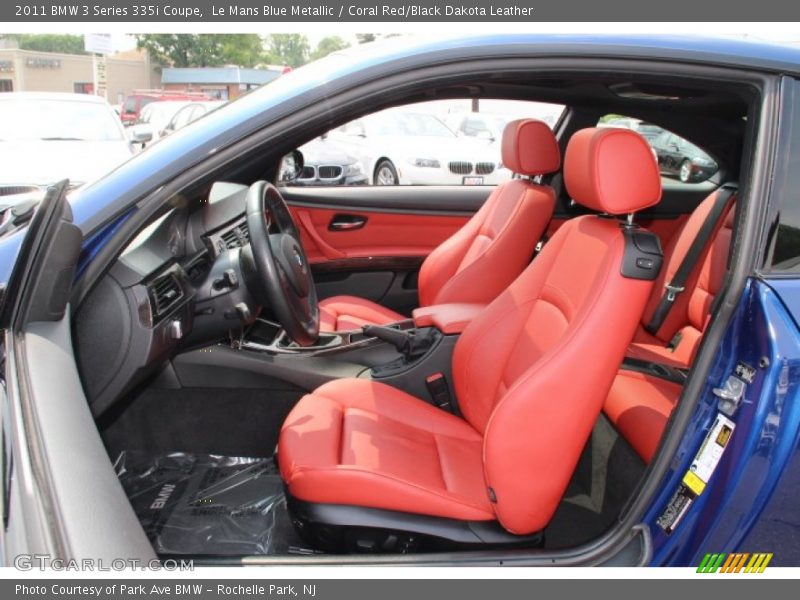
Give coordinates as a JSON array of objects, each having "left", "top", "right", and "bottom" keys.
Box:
[
  {"left": 281, "top": 185, "right": 488, "bottom": 313},
  {"left": 289, "top": 206, "right": 469, "bottom": 263}
]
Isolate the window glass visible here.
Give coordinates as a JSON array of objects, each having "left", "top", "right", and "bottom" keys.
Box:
[
  {"left": 286, "top": 99, "right": 564, "bottom": 188},
  {"left": 598, "top": 114, "right": 719, "bottom": 183},
  {"left": 767, "top": 81, "right": 800, "bottom": 273}
]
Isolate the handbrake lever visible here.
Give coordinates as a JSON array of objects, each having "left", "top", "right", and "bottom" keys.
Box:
[
  {"left": 362, "top": 324, "right": 438, "bottom": 362},
  {"left": 362, "top": 325, "right": 413, "bottom": 357}
]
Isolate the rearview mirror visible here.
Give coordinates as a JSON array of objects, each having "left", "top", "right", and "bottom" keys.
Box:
[{"left": 277, "top": 150, "right": 305, "bottom": 184}]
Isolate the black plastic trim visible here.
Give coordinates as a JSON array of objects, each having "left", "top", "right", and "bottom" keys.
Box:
[
  {"left": 288, "top": 495, "right": 543, "bottom": 548},
  {"left": 620, "top": 226, "right": 664, "bottom": 281},
  {"left": 282, "top": 186, "right": 490, "bottom": 216},
  {"left": 621, "top": 357, "right": 688, "bottom": 386}
]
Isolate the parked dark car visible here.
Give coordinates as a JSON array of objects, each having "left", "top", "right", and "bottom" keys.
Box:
[{"left": 651, "top": 130, "right": 719, "bottom": 182}]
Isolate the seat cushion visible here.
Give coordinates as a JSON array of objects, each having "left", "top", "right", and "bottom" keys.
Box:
[
  {"left": 318, "top": 295, "right": 406, "bottom": 332},
  {"left": 626, "top": 325, "right": 702, "bottom": 369},
  {"left": 604, "top": 370, "right": 682, "bottom": 463},
  {"left": 278, "top": 379, "right": 494, "bottom": 521}
]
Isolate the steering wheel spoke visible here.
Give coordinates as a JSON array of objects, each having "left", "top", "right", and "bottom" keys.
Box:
[{"left": 243, "top": 181, "right": 319, "bottom": 346}]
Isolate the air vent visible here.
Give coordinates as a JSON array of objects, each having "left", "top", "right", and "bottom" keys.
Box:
[
  {"left": 148, "top": 273, "right": 183, "bottom": 321},
  {"left": 221, "top": 229, "right": 240, "bottom": 249},
  {"left": 220, "top": 222, "right": 249, "bottom": 249}
]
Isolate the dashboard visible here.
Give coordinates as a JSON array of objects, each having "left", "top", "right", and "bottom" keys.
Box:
[{"left": 74, "top": 182, "right": 262, "bottom": 416}]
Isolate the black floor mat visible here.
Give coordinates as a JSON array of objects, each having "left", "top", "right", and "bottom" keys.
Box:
[
  {"left": 544, "top": 414, "right": 646, "bottom": 548},
  {"left": 101, "top": 386, "right": 303, "bottom": 459},
  {"left": 115, "top": 451, "right": 316, "bottom": 556}
]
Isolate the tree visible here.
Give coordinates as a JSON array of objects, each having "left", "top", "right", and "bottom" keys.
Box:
[
  {"left": 263, "top": 34, "right": 310, "bottom": 68},
  {"left": 355, "top": 34, "right": 377, "bottom": 44},
  {"left": 311, "top": 36, "right": 350, "bottom": 61},
  {"left": 217, "top": 35, "right": 266, "bottom": 67},
  {"left": 4, "top": 34, "right": 88, "bottom": 55},
  {"left": 135, "top": 34, "right": 264, "bottom": 68}
]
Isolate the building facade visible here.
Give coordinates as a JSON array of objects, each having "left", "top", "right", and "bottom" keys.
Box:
[
  {"left": 160, "top": 66, "right": 285, "bottom": 100},
  {"left": 0, "top": 47, "right": 159, "bottom": 105}
]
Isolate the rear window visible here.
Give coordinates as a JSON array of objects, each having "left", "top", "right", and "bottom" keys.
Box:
[{"left": 598, "top": 115, "right": 719, "bottom": 183}]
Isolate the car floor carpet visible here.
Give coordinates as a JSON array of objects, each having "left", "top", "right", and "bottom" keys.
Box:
[
  {"left": 100, "top": 385, "right": 304, "bottom": 459},
  {"left": 544, "top": 414, "right": 646, "bottom": 549},
  {"left": 115, "top": 451, "right": 316, "bottom": 556}
]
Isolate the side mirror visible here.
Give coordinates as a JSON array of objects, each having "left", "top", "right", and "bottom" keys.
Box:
[
  {"left": 277, "top": 150, "right": 305, "bottom": 184},
  {"left": 129, "top": 124, "right": 153, "bottom": 144}
]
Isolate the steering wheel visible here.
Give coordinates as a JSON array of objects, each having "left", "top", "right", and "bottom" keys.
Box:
[{"left": 244, "top": 181, "right": 319, "bottom": 346}]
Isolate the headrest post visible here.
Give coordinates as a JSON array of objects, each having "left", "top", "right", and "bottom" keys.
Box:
[{"left": 626, "top": 213, "right": 635, "bottom": 227}]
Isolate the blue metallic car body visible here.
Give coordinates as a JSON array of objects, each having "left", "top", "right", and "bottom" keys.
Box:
[
  {"left": 1, "top": 34, "right": 799, "bottom": 566},
  {"left": 645, "top": 279, "right": 800, "bottom": 566}
]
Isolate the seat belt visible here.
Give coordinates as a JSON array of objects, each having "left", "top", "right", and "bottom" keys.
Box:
[{"left": 644, "top": 184, "right": 737, "bottom": 335}]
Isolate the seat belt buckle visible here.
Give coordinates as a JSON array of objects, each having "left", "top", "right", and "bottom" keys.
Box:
[
  {"left": 425, "top": 373, "right": 452, "bottom": 411},
  {"left": 665, "top": 283, "right": 685, "bottom": 302}
]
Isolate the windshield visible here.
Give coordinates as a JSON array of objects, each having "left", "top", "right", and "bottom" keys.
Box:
[
  {"left": 0, "top": 99, "right": 124, "bottom": 142},
  {"left": 370, "top": 112, "right": 456, "bottom": 137}
]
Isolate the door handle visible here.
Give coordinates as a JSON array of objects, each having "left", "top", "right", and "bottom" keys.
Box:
[{"left": 329, "top": 214, "right": 367, "bottom": 231}]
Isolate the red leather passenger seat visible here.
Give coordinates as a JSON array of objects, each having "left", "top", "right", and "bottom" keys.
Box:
[
  {"left": 318, "top": 119, "right": 560, "bottom": 331},
  {"left": 605, "top": 189, "right": 736, "bottom": 463},
  {"left": 279, "top": 127, "right": 662, "bottom": 536}
]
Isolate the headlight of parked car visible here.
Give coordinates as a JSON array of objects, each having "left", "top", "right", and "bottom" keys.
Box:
[
  {"left": 343, "top": 162, "right": 365, "bottom": 176},
  {"left": 408, "top": 158, "right": 441, "bottom": 168}
]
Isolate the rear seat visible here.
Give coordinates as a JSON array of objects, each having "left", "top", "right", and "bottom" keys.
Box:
[{"left": 604, "top": 186, "right": 737, "bottom": 463}]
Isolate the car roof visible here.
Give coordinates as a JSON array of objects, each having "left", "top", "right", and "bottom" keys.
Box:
[
  {"left": 330, "top": 34, "right": 800, "bottom": 75},
  {"left": 0, "top": 92, "right": 110, "bottom": 104}
]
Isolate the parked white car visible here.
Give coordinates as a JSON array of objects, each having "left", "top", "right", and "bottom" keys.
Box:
[
  {"left": 0, "top": 92, "right": 135, "bottom": 197},
  {"left": 163, "top": 100, "right": 225, "bottom": 135},
  {"left": 327, "top": 109, "right": 511, "bottom": 185},
  {"left": 128, "top": 100, "right": 194, "bottom": 149}
]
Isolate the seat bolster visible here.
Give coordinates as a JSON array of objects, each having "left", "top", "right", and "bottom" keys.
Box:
[
  {"left": 318, "top": 295, "right": 406, "bottom": 332},
  {"left": 425, "top": 182, "right": 555, "bottom": 306},
  {"left": 300, "top": 379, "right": 484, "bottom": 440},
  {"left": 284, "top": 467, "right": 495, "bottom": 522}
]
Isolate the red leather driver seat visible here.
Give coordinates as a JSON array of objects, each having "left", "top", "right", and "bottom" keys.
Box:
[
  {"left": 318, "top": 119, "right": 560, "bottom": 332},
  {"left": 278, "top": 128, "right": 663, "bottom": 547}
]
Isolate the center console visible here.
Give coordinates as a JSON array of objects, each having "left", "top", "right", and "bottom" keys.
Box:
[{"left": 172, "top": 304, "right": 484, "bottom": 413}]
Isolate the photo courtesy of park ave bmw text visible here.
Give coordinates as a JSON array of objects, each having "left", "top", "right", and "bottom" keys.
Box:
[{"left": 0, "top": 0, "right": 799, "bottom": 594}]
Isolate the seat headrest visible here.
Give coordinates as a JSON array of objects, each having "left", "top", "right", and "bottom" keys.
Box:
[
  {"left": 564, "top": 128, "right": 662, "bottom": 214},
  {"left": 501, "top": 119, "right": 561, "bottom": 176}
]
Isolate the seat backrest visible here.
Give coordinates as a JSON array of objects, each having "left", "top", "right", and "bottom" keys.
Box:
[
  {"left": 641, "top": 189, "right": 736, "bottom": 345},
  {"left": 452, "top": 127, "right": 663, "bottom": 534},
  {"left": 418, "top": 119, "right": 560, "bottom": 307}
]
